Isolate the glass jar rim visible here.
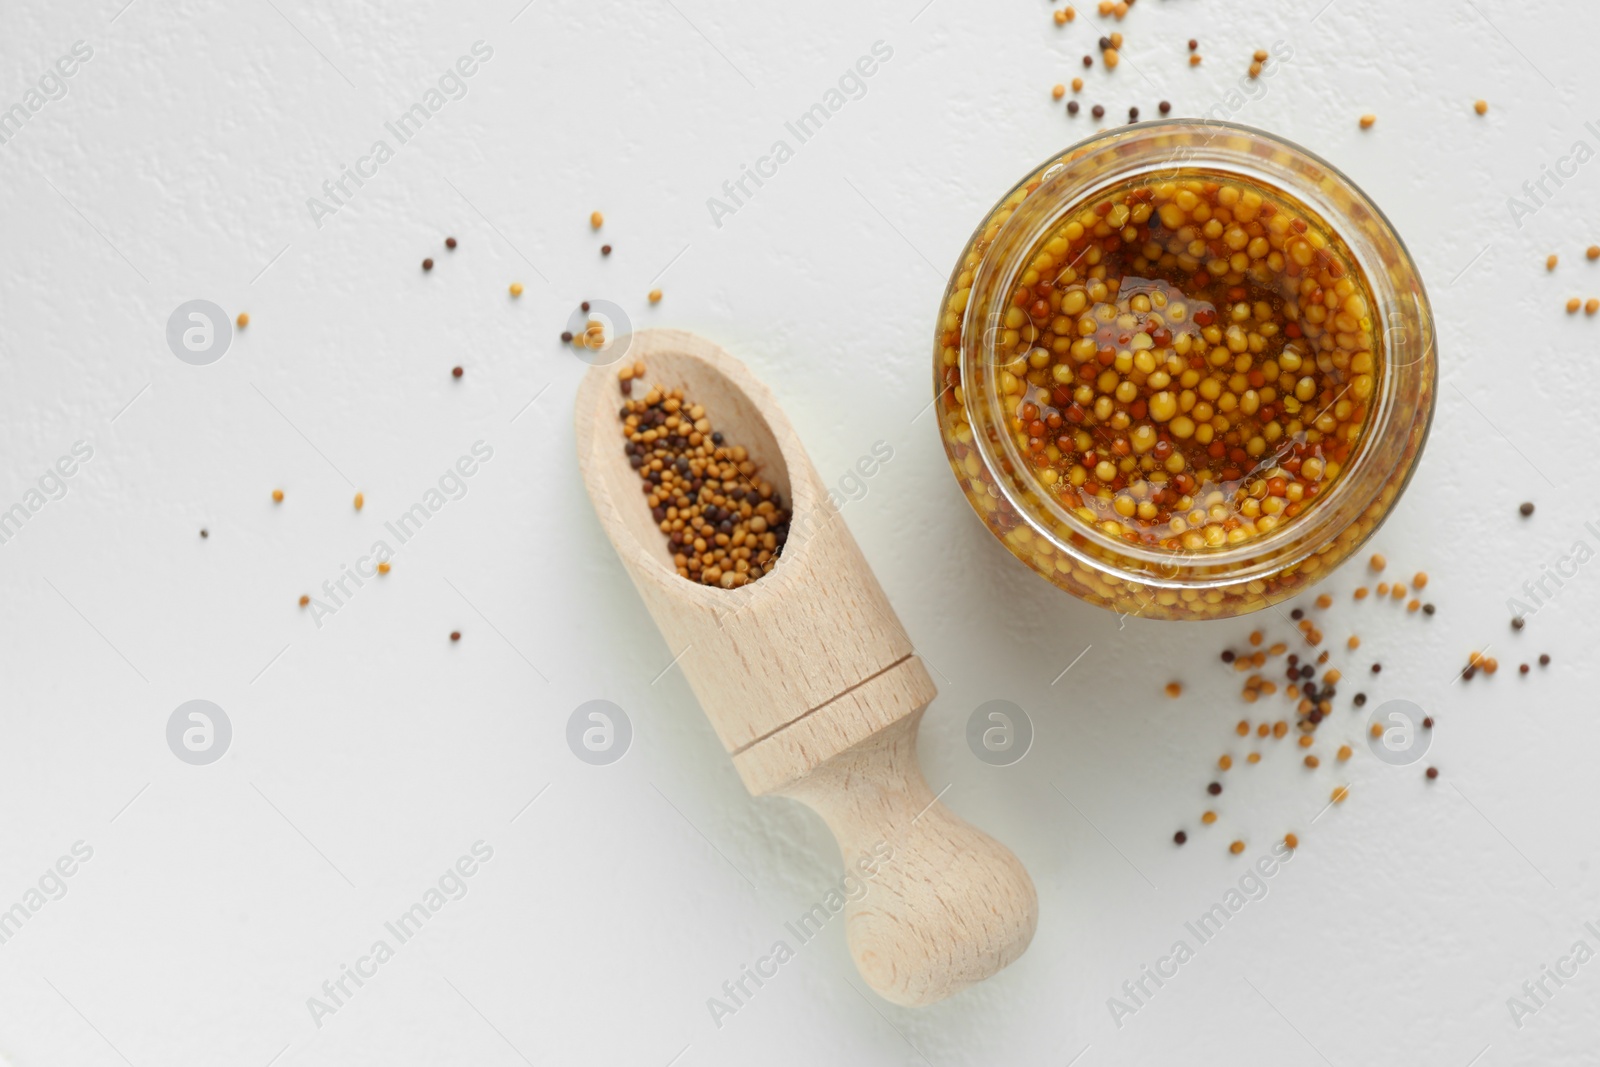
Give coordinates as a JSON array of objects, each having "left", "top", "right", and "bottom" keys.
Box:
[{"left": 959, "top": 119, "right": 1436, "bottom": 587}]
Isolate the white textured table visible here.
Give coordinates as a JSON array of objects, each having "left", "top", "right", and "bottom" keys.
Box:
[{"left": 3, "top": 0, "right": 1598, "bottom": 1063}]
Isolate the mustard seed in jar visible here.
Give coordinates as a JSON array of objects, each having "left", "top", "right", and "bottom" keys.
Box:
[{"left": 933, "top": 124, "right": 1434, "bottom": 620}]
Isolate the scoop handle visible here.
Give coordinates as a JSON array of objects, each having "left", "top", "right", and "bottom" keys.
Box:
[{"left": 779, "top": 710, "right": 1038, "bottom": 1007}]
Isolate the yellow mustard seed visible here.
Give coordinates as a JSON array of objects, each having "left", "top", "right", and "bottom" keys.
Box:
[
  {"left": 1568, "top": 297, "right": 1583, "bottom": 314},
  {"left": 1202, "top": 810, "right": 1218, "bottom": 825},
  {"left": 1588, "top": 245, "right": 1600, "bottom": 260},
  {"left": 1052, "top": 83, "right": 1066, "bottom": 100},
  {"left": 377, "top": 561, "right": 391, "bottom": 575},
  {"left": 1331, "top": 786, "right": 1349, "bottom": 804},
  {"left": 299, "top": 594, "right": 309, "bottom": 607},
  {"left": 354, "top": 492, "right": 364, "bottom": 510},
  {"left": 1165, "top": 681, "right": 1183, "bottom": 698},
  {"left": 510, "top": 282, "right": 524, "bottom": 297},
  {"left": 1369, "top": 553, "right": 1386, "bottom": 572},
  {"left": 590, "top": 211, "right": 604, "bottom": 229},
  {"left": 1283, "top": 833, "right": 1298, "bottom": 849},
  {"left": 1337, "top": 744, "right": 1352, "bottom": 762},
  {"left": 1474, "top": 99, "right": 1488, "bottom": 115},
  {"left": 236, "top": 312, "right": 250, "bottom": 328},
  {"left": 649, "top": 289, "right": 663, "bottom": 304},
  {"left": 272, "top": 489, "right": 284, "bottom": 503},
  {"left": 1359, "top": 114, "right": 1376, "bottom": 129},
  {"left": 1229, "top": 840, "right": 1245, "bottom": 855},
  {"left": 1219, "top": 755, "right": 1233, "bottom": 771},
  {"left": 1247, "top": 752, "right": 1261, "bottom": 764},
  {"left": 1548, "top": 254, "right": 1559, "bottom": 271}
]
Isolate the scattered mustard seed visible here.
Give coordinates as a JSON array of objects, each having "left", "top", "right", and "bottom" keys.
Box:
[
  {"left": 1474, "top": 100, "right": 1488, "bottom": 115},
  {"left": 1229, "top": 840, "right": 1245, "bottom": 855},
  {"left": 1283, "top": 833, "right": 1298, "bottom": 849},
  {"left": 377, "top": 561, "right": 391, "bottom": 575},
  {"left": 1548, "top": 255, "right": 1559, "bottom": 271},
  {"left": 649, "top": 289, "right": 663, "bottom": 304},
  {"left": 1052, "top": 84, "right": 1066, "bottom": 100},
  {"left": 1359, "top": 114, "right": 1376, "bottom": 129},
  {"left": 510, "top": 282, "right": 524, "bottom": 297},
  {"left": 354, "top": 492, "right": 364, "bottom": 510},
  {"left": 1369, "top": 553, "right": 1386, "bottom": 572},
  {"left": 272, "top": 489, "right": 284, "bottom": 503},
  {"left": 590, "top": 211, "right": 604, "bottom": 229},
  {"left": 236, "top": 312, "right": 250, "bottom": 329},
  {"left": 299, "top": 595, "right": 309, "bottom": 607}
]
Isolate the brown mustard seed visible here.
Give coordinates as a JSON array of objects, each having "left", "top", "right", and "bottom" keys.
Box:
[
  {"left": 450, "top": 631, "right": 461, "bottom": 641},
  {"left": 618, "top": 374, "right": 791, "bottom": 587},
  {"left": 1188, "top": 38, "right": 1198, "bottom": 51},
  {"left": 445, "top": 236, "right": 457, "bottom": 249},
  {"left": 1425, "top": 767, "right": 1439, "bottom": 779},
  {"left": 1207, "top": 782, "right": 1222, "bottom": 796},
  {"left": 601, "top": 244, "right": 613, "bottom": 256},
  {"left": 1540, "top": 653, "right": 1551, "bottom": 666},
  {"left": 1159, "top": 100, "right": 1171, "bottom": 115},
  {"left": 1520, "top": 662, "right": 1530, "bottom": 674},
  {"left": 1173, "top": 830, "right": 1187, "bottom": 844},
  {"left": 1520, "top": 501, "right": 1535, "bottom": 516},
  {"left": 1512, "top": 616, "right": 1526, "bottom": 630},
  {"left": 422, "top": 258, "right": 434, "bottom": 271},
  {"left": 199, "top": 528, "right": 208, "bottom": 538},
  {"left": 452, "top": 366, "right": 464, "bottom": 378},
  {"left": 1068, "top": 100, "right": 1080, "bottom": 115}
]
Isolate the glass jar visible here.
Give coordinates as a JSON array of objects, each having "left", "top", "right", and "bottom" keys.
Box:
[{"left": 932, "top": 121, "right": 1435, "bottom": 621}]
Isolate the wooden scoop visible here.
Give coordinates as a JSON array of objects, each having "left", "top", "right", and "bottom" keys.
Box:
[{"left": 574, "top": 329, "right": 1037, "bottom": 1006}]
